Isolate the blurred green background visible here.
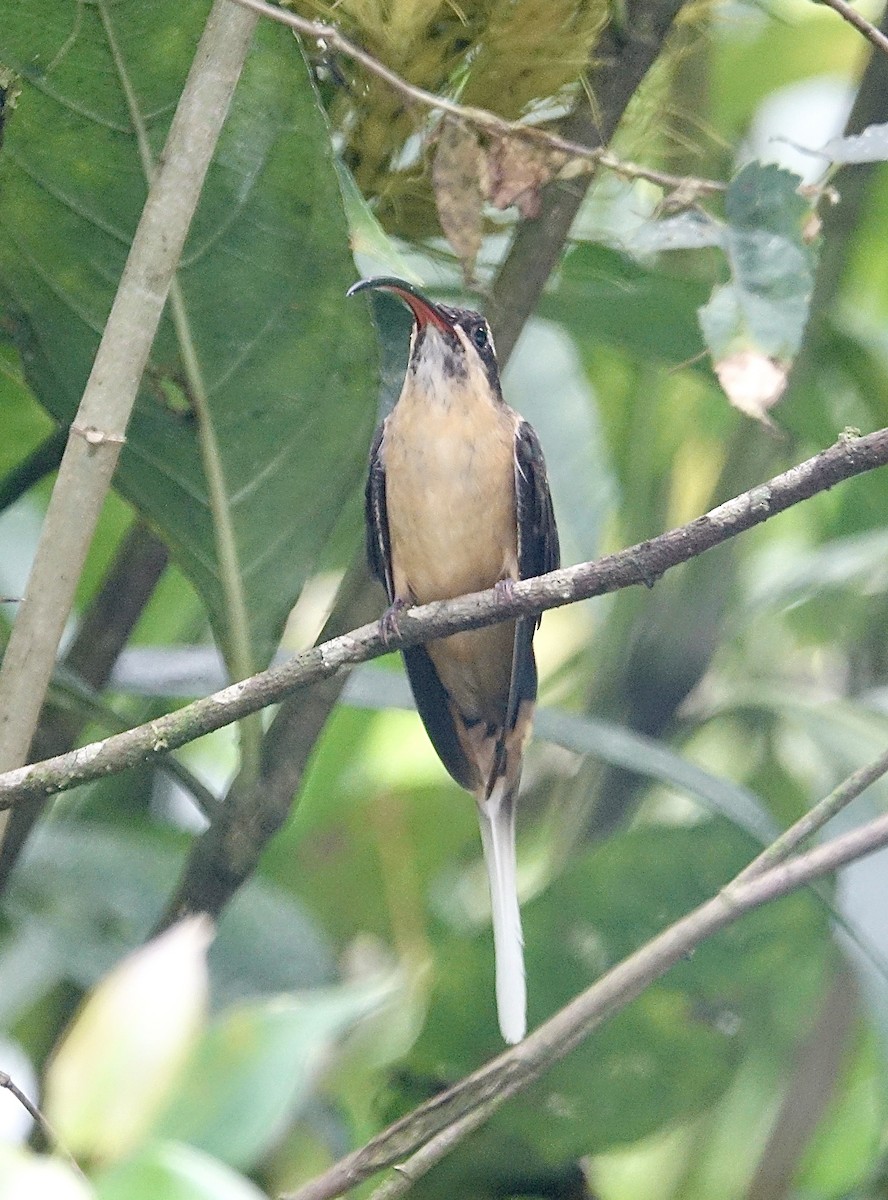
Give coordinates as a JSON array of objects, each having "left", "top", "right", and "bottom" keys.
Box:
[{"left": 1, "top": 0, "right": 888, "bottom": 1197}]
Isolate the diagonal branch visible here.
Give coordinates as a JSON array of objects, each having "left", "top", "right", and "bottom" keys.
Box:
[
  {"left": 227, "top": 0, "right": 721, "bottom": 200},
  {"left": 156, "top": 0, "right": 697, "bottom": 933},
  {"left": 490, "top": 0, "right": 692, "bottom": 363},
  {"left": 354, "top": 744, "right": 888, "bottom": 1200},
  {"left": 815, "top": 0, "right": 888, "bottom": 57},
  {"left": 282, "top": 756, "right": 888, "bottom": 1200},
  {"left": 0, "top": 427, "right": 885, "bottom": 810}
]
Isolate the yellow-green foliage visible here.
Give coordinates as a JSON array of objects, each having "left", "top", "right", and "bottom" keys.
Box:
[
  {"left": 295, "top": 0, "right": 609, "bottom": 235},
  {"left": 461, "top": 0, "right": 606, "bottom": 117}
]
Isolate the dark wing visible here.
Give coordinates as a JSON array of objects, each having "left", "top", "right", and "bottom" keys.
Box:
[
  {"left": 403, "top": 647, "right": 480, "bottom": 792},
  {"left": 514, "top": 419, "right": 560, "bottom": 594},
  {"left": 365, "top": 421, "right": 478, "bottom": 792},
  {"left": 493, "top": 420, "right": 560, "bottom": 788},
  {"left": 365, "top": 423, "right": 394, "bottom": 600}
]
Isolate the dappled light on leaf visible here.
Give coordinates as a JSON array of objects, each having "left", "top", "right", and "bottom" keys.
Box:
[
  {"left": 151, "top": 982, "right": 397, "bottom": 1171},
  {"left": 44, "top": 918, "right": 212, "bottom": 1164},
  {"left": 94, "top": 1142, "right": 267, "bottom": 1200}
]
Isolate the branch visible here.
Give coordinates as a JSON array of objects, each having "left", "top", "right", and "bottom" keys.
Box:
[
  {"left": 815, "top": 0, "right": 888, "bottom": 58},
  {"left": 227, "top": 0, "right": 723, "bottom": 200},
  {"left": 0, "top": 429, "right": 67, "bottom": 513},
  {"left": 281, "top": 765, "right": 888, "bottom": 1200},
  {"left": 735, "top": 741, "right": 888, "bottom": 883},
  {"left": 157, "top": 559, "right": 381, "bottom": 924},
  {"left": 0, "top": 1071, "right": 85, "bottom": 1179},
  {"left": 490, "top": 0, "right": 693, "bottom": 363},
  {"left": 153, "top": 0, "right": 695, "bottom": 930},
  {"left": 0, "top": 522, "right": 170, "bottom": 889},
  {"left": 0, "top": 428, "right": 885, "bottom": 809},
  {"left": 0, "top": 4, "right": 258, "bottom": 794}
]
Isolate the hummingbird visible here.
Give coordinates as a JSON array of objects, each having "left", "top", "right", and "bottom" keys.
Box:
[{"left": 348, "top": 277, "right": 559, "bottom": 1044}]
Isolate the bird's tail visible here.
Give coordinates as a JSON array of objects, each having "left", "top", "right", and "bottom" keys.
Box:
[{"left": 477, "top": 778, "right": 525, "bottom": 1044}]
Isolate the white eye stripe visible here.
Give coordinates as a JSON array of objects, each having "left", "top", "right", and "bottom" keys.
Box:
[{"left": 455, "top": 320, "right": 495, "bottom": 356}]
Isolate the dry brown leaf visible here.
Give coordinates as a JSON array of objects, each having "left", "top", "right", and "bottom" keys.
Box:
[
  {"left": 432, "top": 119, "right": 486, "bottom": 281},
  {"left": 714, "top": 350, "right": 788, "bottom": 428},
  {"left": 484, "top": 134, "right": 564, "bottom": 218}
]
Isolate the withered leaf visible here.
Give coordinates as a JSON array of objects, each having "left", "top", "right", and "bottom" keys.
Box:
[
  {"left": 484, "top": 134, "right": 565, "bottom": 218},
  {"left": 432, "top": 119, "right": 486, "bottom": 281}
]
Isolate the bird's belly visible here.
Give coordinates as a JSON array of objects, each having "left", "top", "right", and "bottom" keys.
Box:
[
  {"left": 383, "top": 408, "right": 518, "bottom": 604},
  {"left": 382, "top": 401, "right": 519, "bottom": 724}
]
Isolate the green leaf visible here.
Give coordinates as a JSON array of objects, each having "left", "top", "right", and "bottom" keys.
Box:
[
  {"left": 2, "top": 825, "right": 335, "bottom": 1023},
  {"left": 94, "top": 1142, "right": 266, "bottom": 1200},
  {"left": 407, "top": 823, "right": 829, "bottom": 1163},
  {"left": 0, "top": 1146, "right": 94, "bottom": 1200},
  {"left": 542, "top": 243, "right": 711, "bottom": 369},
  {"left": 44, "top": 919, "right": 211, "bottom": 1163},
  {"left": 0, "top": 4, "right": 377, "bottom": 668},
  {"left": 0, "top": 345, "right": 56, "bottom": 486},
  {"left": 795, "top": 1026, "right": 884, "bottom": 1195},
  {"left": 335, "top": 160, "right": 421, "bottom": 284},
  {"left": 151, "top": 982, "right": 394, "bottom": 1170},
  {"left": 537, "top": 708, "right": 777, "bottom": 843},
  {"left": 698, "top": 163, "right": 814, "bottom": 363},
  {"left": 823, "top": 121, "right": 888, "bottom": 165}
]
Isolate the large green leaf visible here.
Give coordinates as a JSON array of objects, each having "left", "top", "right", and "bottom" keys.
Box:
[
  {"left": 405, "top": 823, "right": 830, "bottom": 1167},
  {"left": 151, "top": 982, "right": 395, "bottom": 1170},
  {"left": 0, "top": 3, "right": 377, "bottom": 667},
  {"left": 95, "top": 1143, "right": 266, "bottom": 1200},
  {"left": 0, "top": 824, "right": 336, "bottom": 1026},
  {"left": 541, "top": 242, "right": 711, "bottom": 369},
  {"left": 698, "top": 163, "right": 814, "bottom": 364}
]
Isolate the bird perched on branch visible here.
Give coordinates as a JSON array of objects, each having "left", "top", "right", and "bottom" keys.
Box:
[{"left": 348, "top": 277, "right": 559, "bottom": 1043}]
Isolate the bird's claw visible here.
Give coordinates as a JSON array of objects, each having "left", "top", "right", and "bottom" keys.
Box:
[
  {"left": 494, "top": 578, "right": 516, "bottom": 603},
  {"left": 380, "top": 598, "right": 409, "bottom": 648}
]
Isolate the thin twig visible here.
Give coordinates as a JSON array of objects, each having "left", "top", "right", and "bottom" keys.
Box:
[
  {"left": 735, "top": 743, "right": 888, "bottom": 884},
  {"left": 0, "top": 427, "right": 885, "bottom": 810},
  {"left": 0, "top": 429, "right": 68, "bottom": 513},
  {"left": 367, "top": 1104, "right": 499, "bottom": 1200},
  {"left": 226, "top": 0, "right": 725, "bottom": 196},
  {"left": 490, "top": 0, "right": 692, "bottom": 362},
  {"left": 815, "top": 0, "right": 888, "bottom": 57},
  {"left": 282, "top": 790, "right": 888, "bottom": 1200},
  {"left": 0, "top": 1071, "right": 86, "bottom": 1180}
]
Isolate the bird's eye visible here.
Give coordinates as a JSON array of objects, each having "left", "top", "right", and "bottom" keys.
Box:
[{"left": 472, "top": 323, "right": 489, "bottom": 350}]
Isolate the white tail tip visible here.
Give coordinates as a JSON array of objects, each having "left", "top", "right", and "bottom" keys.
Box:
[{"left": 478, "top": 785, "right": 526, "bottom": 1043}]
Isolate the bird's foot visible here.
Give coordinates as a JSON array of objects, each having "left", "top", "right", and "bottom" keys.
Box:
[
  {"left": 494, "top": 578, "right": 516, "bottom": 604},
  {"left": 380, "top": 597, "right": 410, "bottom": 648}
]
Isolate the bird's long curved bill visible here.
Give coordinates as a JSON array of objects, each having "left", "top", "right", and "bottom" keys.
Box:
[{"left": 347, "top": 276, "right": 452, "bottom": 333}]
